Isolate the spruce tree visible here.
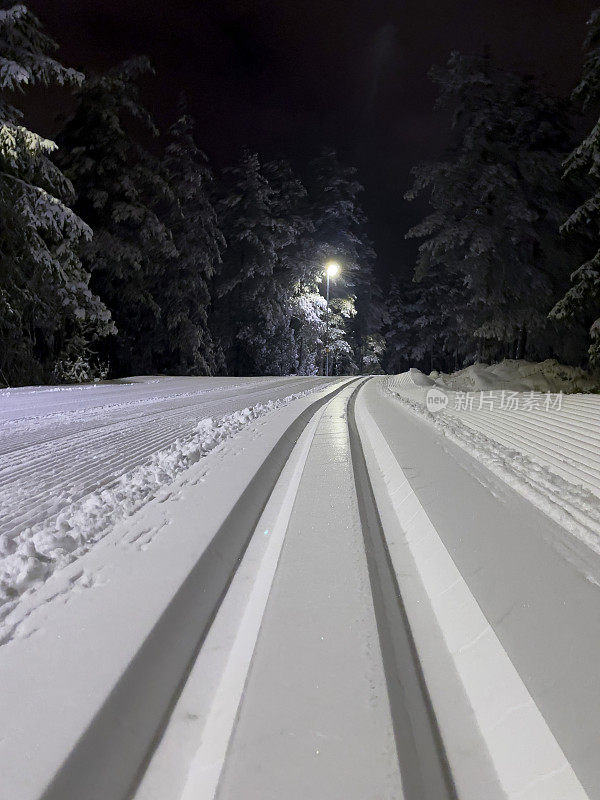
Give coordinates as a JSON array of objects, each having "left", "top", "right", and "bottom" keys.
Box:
[
  {"left": 550, "top": 9, "right": 600, "bottom": 364},
  {"left": 384, "top": 268, "right": 470, "bottom": 374},
  {"left": 346, "top": 255, "right": 382, "bottom": 373},
  {"left": 215, "top": 150, "right": 306, "bottom": 375},
  {"left": 326, "top": 296, "right": 358, "bottom": 374},
  {"left": 306, "top": 149, "right": 365, "bottom": 287},
  {"left": 161, "top": 105, "right": 224, "bottom": 375},
  {"left": 305, "top": 149, "right": 374, "bottom": 372},
  {"left": 57, "top": 57, "right": 176, "bottom": 375},
  {"left": 291, "top": 291, "right": 326, "bottom": 375},
  {"left": 257, "top": 158, "right": 312, "bottom": 374},
  {"left": 406, "top": 52, "right": 577, "bottom": 362},
  {"left": 0, "top": 2, "right": 112, "bottom": 385}
]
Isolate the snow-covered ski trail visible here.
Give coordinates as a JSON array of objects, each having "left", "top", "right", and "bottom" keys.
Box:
[
  {"left": 361, "top": 378, "right": 599, "bottom": 799},
  {"left": 0, "top": 375, "right": 597, "bottom": 800},
  {"left": 0, "top": 376, "right": 340, "bottom": 624},
  {"left": 0, "top": 376, "right": 329, "bottom": 541},
  {"left": 133, "top": 379, "right": 590, "bottom": 800}
]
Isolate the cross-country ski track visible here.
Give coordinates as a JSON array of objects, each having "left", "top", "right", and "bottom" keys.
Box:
[{"left": 1, "top": 374, "right": 599, "bottom": 800}]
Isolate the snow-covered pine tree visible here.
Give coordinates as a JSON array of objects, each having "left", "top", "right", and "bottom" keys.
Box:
[
  {"left": 406, "top": 52, "right": 578, "bottom": 362},
  {"left": 550, "top": 9, "right": 600, "bottom": 364},
  {"left": 325, "top": 296, "right": 358, "bottom": 375},
  {"left": 214, "top": 147, "right": 375, "bottom": 376},
  {"left": 305, "top": 149, "right": 373, "bottom": 372},
  {"left": 0, "top": 2, "right": 112, "bottom": 385},
  {"left": 306, "top": 149, "right": 365, "bottom": 288},
  {"left": 346, "top": 266, "right": 387, "bottom": 375},
  {"left": 215, "top": 150, "right": 308, "bottom": 375},
  {"left": 214, "top": 148, "right": 277, "bottom": 374},
  {"left": 383, "top": 268, "right": 469, "bottom": 374},
  {"left": 161, "top": 103, "right": 225, "bottom": 375},
  {"left": 383, "top": 280, "right": 419, "bottom": 374},
  {"left": 256, "top": 157, "right": 313, "bottom": 374},
  {"left": 346, "top": 250, "right": 383, "bottom": 373},
  {"left": 291, "top": 291, "right": 326, "bottom": 375},
  {"left": 56, "top": 57, "right": 176, "bottom": 376}
]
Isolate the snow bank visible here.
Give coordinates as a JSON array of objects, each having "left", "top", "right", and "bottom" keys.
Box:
[
  {"left": 428, "top": 358, "right": 598, "bottom": 393},
  {"left": 0, "top": 388, "right": 319, "bottom": 630}
]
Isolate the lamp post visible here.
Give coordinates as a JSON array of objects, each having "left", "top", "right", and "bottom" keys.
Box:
[{"left": 324, "top": 261, "right": 340, "bottom": 377}]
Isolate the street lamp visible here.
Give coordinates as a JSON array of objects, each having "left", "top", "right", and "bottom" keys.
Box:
[{"left": 324, "top": 261, "right": 340, "bottom": 377}]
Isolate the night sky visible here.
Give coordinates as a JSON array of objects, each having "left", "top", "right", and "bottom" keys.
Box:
[{"left": 28, "top": 0, "right": 598, "bottom": 282}]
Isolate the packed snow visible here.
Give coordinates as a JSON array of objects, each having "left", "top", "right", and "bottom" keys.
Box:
[
  {"left": 386, "top": 363, "right": 600, "bottom": 556},
  {"left": 1, "top": 373, "right": 598, "bottom": 800},
  {"left": 427, "top": 359, "right": 599, "bottom": 394},
  {"left": 0, "top": 376, "right": 338, "bottom": 635},
  {"left": 359, "top": 378, "right": 600, "bottom": 800}
]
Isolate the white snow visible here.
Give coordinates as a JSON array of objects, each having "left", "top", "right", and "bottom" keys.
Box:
[
  {"left": 427, "top": 358, "right": 597, "bottom": 393},
  {"left": 135, "top": 402, "right": 327, "bottom": 800},
  {"left": 0, "top": 380, "right": 351, "bottom": 800},
  {"left": 205, "top": 382, "right": 403, "bottom": 800},
  {"left": 356, "top": 388, "right": 590, "bottom": 800},
  {"left": 0, "top": 375, "right": 338, "bottom": 638},
  {"left": 2, "top": 368, "right": 598, "bottom": 800},
  {"left": 386, "top": 365, "right": 600, "bottom": 555},
  {"left": 2, "top": 370, "right": 598, "bottom": 800}
]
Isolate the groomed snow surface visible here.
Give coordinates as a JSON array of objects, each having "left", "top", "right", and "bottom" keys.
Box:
[
  {"left": 0, "top": 375, "right": 339, "bottom": 640},
  {"left": 1, "top": 365, "right": 599, "bottom": 800},
  {"left": 387, "top": 361, "right": 600, "bottom": 558}
]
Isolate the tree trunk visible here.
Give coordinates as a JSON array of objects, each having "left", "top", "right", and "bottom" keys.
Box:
[
  {"left": 298, "top": 336, "right": 304, "bottom": 374},
  {"left": 516, "top": 326, "right": 527, "bottom": 360}
]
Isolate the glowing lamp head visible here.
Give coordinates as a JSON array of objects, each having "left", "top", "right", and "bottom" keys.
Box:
[{"left": 325, "top": 261, "right": 340, "bottom": 277}]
